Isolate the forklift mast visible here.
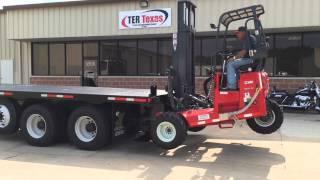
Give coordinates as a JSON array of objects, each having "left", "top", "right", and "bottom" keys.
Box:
[{"left": 172, "top": 1, "right": 196, "bottom": 99}]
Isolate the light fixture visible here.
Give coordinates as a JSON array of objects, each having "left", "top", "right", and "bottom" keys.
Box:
[{"left": 140, "top": 0, "right": 149, "bottom": 8}]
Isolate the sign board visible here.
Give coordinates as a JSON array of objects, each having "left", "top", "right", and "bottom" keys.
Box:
[
  {"left": 119, "top": 8, "right": 172, "bottom": 29},
  {"left": 172, "top": 33, "right": 177, "bottom": 51}
]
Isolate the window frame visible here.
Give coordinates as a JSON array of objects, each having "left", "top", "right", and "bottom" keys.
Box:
[
  {"left": 117, "top": 39, "right": 139, "bottom": 76},
  {"left": 83, "top": 41, "right": 100, "bottom": 77},
  {"left": 65, "top": 42, "right": 83, "bottom": 76},
  {"left": 31, "top": 42, "right": 50, "bottom": 76},
  {"left": 48, "top": 42, "right": 67, "bottom": 76},
  {"left": 32, "top": 41, "right": 97, "bottom": 77},
  {"left": 99, "top": 40, "right": 121, "bottom": 76},
  {"left": 273, "top": 33, "right": 303, "bottom": 77},
  {"left": 137, "top": 39, "right": 159, "bottom": 76},
  {"left": 31, "top": 32, "right": 320, "bottom": 78},
  {"left": 158, "top": 39, "right": 173, "bottom": 76}
]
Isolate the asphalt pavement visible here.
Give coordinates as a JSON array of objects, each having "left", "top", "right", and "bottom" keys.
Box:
[{"left": 0, "top": 112, "right": 319, "bottom": 180}]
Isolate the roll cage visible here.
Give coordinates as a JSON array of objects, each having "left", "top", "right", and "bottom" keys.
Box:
[{"left": 212, "top": 5, "right": 269, "bottom": 61}]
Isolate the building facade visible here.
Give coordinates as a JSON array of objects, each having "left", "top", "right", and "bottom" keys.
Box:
[{"left": 1, "top": 0, "right": 320, "bottom": 92}]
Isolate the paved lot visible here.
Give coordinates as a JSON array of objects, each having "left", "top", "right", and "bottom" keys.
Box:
[{"left": 0, "top": 113, "right": 319, "bottom": 180}]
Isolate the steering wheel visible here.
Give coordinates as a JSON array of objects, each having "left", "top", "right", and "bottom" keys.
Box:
[{"left": 216, "top": 50, "right": 235, "bottom": 59}]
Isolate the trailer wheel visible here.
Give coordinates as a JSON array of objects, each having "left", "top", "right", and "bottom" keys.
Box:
[
  {"left": 0, "top": 99, "right": 20, "bottom": 135},
  {"left": 20, "top": 104, "right": 59, "bottom": 146},
  {"left": 189, "top": 126, "right": 206, "bottom": 132},
  {"left": 151, "top": 112, "right": 187, "bottom": 149},
  {"left": 247, "top": 100, "right": 283, "bottom": 134},
  {"left": 68, "top": 106, "right": 111, "bottom": 150}
]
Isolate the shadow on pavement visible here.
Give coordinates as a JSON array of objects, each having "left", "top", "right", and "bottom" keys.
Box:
[
  {"left": 0, "top": 133, "right": 286, "bottom": 180},
  {"left": 126, "top": 135, "right": 285, "bottom": 180}
]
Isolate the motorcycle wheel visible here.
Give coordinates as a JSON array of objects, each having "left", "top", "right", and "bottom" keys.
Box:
[{"left": 314, "top": 99, "right": 320, "bottom": 113}]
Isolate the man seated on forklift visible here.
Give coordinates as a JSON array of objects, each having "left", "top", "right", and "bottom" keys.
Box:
[{"left": 226, "top": 26, "right": 257, "bottom": 90}]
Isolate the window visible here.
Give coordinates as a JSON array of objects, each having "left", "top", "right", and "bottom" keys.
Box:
[
  {"left": 138, "top": 40, "right": 158, "bottom": 76},
  {"left": 202, "top": 38, "right": 217, "bottom": 76},
  {"left": 302, "top": 33, "right": 320, "bottom": 77},
  {"left": 275, "top": 34, "right": 302, "bottom": 76},
  {"left": 84, "top": 42, "right": 98, "bottom": 58},
  {"left": 194, "top": 39, "right": 201, "bottom": 76},
  {"left": 32, "top": 32, "right": 320, "bottom": 78},
  {"left": 226, "top": 37, "right": 242, "bottom": 50},
  {"left": 119, "top": 40, "right": 138, "bottom": 76},
  {"left": 66, "top": 43, "right": 82, "bottom": 76},
  {"left": 100, "top": 41, "right": 120, "bottom": 76},
  {"left": 32, "top": 43, "right": 49, "bottom": 75},
  {"left": 158, "top": 40, "right": 172, "bottom": 76},
  {"left": 49, "top": 44, "right": 65, "bottom": 75},
  {"left": 83, "top": 42, "right": 99, "bottom": 77},
  {"left": 264, "top": 35, "right": 275, "bottom": 76}
]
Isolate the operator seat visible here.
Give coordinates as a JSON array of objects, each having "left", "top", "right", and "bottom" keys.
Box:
[
  {"left": 238, "top": 31, "right": 268, "bottom": 73},
  {"left": 238, "top": 59, "right": 265, "bottom": 72}
]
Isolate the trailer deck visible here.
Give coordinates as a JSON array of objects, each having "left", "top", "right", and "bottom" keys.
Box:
[{"left": 0, "top": 84, "right": 167, "bottom": 104}]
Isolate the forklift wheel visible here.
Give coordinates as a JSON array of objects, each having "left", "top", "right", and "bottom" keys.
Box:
[
  {"left": 151, "top": 112, "right": 187, "bottom": 149},
  {"left": 189, "top": 126, "right": 206, "bottom": 132},
  {"left": 247, "top": 100, "right": 283, "bottom": 134}
]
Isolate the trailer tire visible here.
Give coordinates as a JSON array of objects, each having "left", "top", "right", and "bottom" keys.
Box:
[
  {"left": 151, "top": 112, "right": 187, "bottom": 149},
  {"left": 68, "top": 106, "right": 111, "bottom": 150},
  {"left": 0, "top": 99, "right": 20, "bottom": 135},
  {"left": 247, "top": 100, "right": 283, "bottom": 134},
  {"left": 189, "top": 126, "right": 206, "bottom": 132},
  {"left": 20, "top": 104, "right": 59, "bottom": 147}
]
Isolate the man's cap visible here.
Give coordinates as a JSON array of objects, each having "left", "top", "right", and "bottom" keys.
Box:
[
  {"left": 238, "top": 26, "right": 247, "bottom": 31},
  {"left": 234, "top": 26, "right": 247, "bottom": 34}
]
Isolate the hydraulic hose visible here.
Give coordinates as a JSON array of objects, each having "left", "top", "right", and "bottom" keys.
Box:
[
  {"left": 225, "top": 87, "right": 262, "bottom": 118},
  {"left": 220, "top": 73, "right": 264, "bottom": 120},
  {"left": 220, "top": 88, "right": 262, "bottom": 119}
]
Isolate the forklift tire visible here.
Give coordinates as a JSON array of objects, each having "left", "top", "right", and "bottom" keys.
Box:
[
  {"left": 247, "top": 100, "right": 283, "bottom": 134},
  {"left": 0, "top": 99, "right": 20, "bottom": 135},
  {"left": 189, "top": 126, "right": 206, "bottom": 132},
  {"left": 68, "top": 106, "right": 111, "bottom": 150},
  {"left": 20, "top": 104, "right": 59, "bottom": 147},
  {"left": 151, "top": 112, "right": 187, "bottom": 149}
]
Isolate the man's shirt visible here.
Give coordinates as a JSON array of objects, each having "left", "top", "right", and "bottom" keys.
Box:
[{"left": 242, "top": 34, "right": 257, "bottom": 58}]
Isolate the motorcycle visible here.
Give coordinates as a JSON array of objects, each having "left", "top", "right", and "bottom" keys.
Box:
[{"left": 270, "top": 81, "right": 320, "bottom": 113}]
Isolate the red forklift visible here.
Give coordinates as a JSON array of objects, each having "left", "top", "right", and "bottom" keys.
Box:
[
  {"left": 0, "top": 1, "right": 283, "bottom": 150},
  {"left": 151, "top": 2, "right": 283, "bottom": 149}
]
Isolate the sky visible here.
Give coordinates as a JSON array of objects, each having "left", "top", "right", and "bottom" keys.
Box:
[{"left": 0, "top": 0, "right": 80, "bottom": 9}]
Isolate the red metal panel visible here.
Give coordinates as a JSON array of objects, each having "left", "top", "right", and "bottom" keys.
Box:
[{"left": 180, "top": 71, "right": 269, "bottom": 129}]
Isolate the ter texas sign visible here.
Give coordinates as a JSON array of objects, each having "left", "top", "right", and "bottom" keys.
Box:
[{"left": 119, "top": 8, "right": 172, "bottom": 29}]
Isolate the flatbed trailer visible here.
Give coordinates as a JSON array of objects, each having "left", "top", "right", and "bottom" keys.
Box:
[
  {"left": 0, "top": 84, "right": 167, "bottom": 104},
  {"left": 0, "top": 84, "right": 168, "bottom": 150}
]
